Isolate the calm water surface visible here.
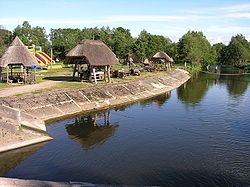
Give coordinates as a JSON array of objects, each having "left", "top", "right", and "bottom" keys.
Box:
[{"left": 1, "top": 71, "right": 250, "bottom": 186}]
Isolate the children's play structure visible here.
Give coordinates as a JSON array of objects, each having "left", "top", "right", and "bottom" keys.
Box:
[{"left": 27, "top": 46, "right": 62, "bottom": 70}]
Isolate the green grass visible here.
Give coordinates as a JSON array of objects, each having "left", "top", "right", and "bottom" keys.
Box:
[{"left": 1, "top": 63, "right": 178, "bottom": 95}]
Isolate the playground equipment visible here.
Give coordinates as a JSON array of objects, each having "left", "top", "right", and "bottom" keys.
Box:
[{"left": 27, "top": 46, "right": 62, "bottom": 70}]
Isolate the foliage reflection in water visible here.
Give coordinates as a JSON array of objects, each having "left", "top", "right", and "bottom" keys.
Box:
[{"left": 2, "top": 71, "right": 250, "bottom": 186}]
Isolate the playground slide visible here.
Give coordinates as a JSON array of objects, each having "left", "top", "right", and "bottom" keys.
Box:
[
  {"left": 35, "top": 53, "right": 47, "bottom": 65},
  {"left": 37, "top": 51, "right": 55, "bottom": 64}
]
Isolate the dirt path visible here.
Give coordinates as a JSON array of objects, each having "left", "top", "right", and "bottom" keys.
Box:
[{"left": 0, "top": 81, "right": 61, "bottom": 98}]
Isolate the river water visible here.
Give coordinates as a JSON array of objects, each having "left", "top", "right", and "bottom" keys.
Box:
[{"left": 1, "top": 71, "right": 250, "bottom": 186}]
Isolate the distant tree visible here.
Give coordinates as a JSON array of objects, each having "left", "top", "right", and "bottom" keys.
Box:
[
  {"left": 109, "top": 27, "right": 134, "bottom": 61},
  {"left": 0, "top": 28, "right": 12, "bottom": 57},
  {"left": 177, "top": 31, "right": 216, "bottom": 66},
  {"left": 13, "top": 21, "right": 49, "bottom": 52},
  {"left": 220, "top": 34, "right": 250, "bottom": 65},
  {"left": 133, "top": 30, "right": 173, "bottom": 61},
  {"left": 50, "top": 28, "right": 83, "bottom": 59},
  {"left": 212, "top": 43, "right": 225, "bottom": 64}
]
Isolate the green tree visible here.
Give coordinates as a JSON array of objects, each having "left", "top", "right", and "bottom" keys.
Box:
[
  {"left": 212, "top": 43, "right": 225, "bottom": 64},
  {"left": 109, "top": 27, "right": 134, "bottom": 60},
  {"left": 0, "top": 28, "right": 12, "bottom": 57},
  {"left": 50, "top": 28, "right": 83, "bottom": 59},
  {"left": 177, "top": 31, "right": 215, "bottom": 66},
  {"left": 13, "top": 21, "right": 49, "bottom": 52},
  {"left": 133, "top": 30, "right": 173, "bottom": 61},
  {"left": 220, "top": 34, "right": 250, "bottom": 65}
]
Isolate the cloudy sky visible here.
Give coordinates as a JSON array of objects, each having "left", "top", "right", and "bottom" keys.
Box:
[{"left": 0, "top": 0, "right": 249, "bottom": 44}]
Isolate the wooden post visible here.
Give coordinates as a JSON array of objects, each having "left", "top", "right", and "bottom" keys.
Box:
[
  {"left": 50, "top": 47, "right": 53, "bottom": 64},
  {"left": 10, "top": 65, "right": 13, "bottom": 77},
  {"left": 24, "top": 67, "right": 27, "bottom": 84},
  {"left": 107, "top": 65, "right": 111, "bottom": 83},
  {"left": 34, "top": 68, "right": 36, "bottom": 82},
  {"left": 0, "top": 67, "right": 2, "bottom": 82},
  {"left": 104, "top": 65, "right": 107, "bottom": 82},
  {"left": 93, "top": 67, "right": 97, "bottom": 84},
  {"left": 6, "top": 66, "right": 9, "bottom": 83},
  {"left": 73, "top": 63, "right": 77, "bottom": 81}
]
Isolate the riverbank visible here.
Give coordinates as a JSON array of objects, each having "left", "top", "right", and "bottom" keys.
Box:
[{"left": 0, "top": 69, "right": 190, "bottom": 152}]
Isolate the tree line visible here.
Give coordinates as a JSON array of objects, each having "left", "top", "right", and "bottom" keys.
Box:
[{"left": 0, "top": 21, "right": 250, "bottom": 66}]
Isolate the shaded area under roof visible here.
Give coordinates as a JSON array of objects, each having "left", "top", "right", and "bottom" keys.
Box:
[
  {"left": 65, "top": 39, "right": 118, "bottom": 66},
  {"left": 0, "top": 36, "right": 38, "bottom": 67}
]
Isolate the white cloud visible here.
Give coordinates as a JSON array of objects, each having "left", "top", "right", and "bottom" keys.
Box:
[
  {"left": 226, "top": 12, "right": 250, "bottom": 19},
  {"left": 220, "top": 3, "right": 250, "bottom": 12}
]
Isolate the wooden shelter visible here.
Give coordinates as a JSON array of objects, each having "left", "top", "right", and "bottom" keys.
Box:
[
  {"left": 152, "top": 51, "right": 173, "bottom": 70},
  {"left": 65, "top": 39, "right": 118, "bottom": 84},
  {"left": 0, "top": 36, "right": 38, "bottom": 84}
]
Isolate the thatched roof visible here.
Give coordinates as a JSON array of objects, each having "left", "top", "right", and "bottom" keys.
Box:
[
  {"left": 65, "top": 39, "right": 118, "bottom": 66},
  {"left": 0, "top": 36, "right": 38, "bottom": 67},
  {"left": 152, "top": 51, "right": 173, "bottom": 62}
]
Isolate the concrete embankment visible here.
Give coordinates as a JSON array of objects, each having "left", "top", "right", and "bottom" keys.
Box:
[
  {"left": 0, "top": 69, "right": 190, "bottom": 152},
  {"left": 0, "top": 69, "right": 190, "bottom": 122}
]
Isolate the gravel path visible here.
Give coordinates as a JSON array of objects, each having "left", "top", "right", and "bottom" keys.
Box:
[{"left": 0, "top": 81, "right": 60, "bottom": 98}]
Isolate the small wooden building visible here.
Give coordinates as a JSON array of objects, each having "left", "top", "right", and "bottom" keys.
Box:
[
  {"left": 152, "top": 51, "right": 173, "bottom": 70},
  {"left": 0, "top": 36, "right": 38, "bottom": 84},
  {"left": 65, "top": 39, "right": 118, "bottom": 84}
]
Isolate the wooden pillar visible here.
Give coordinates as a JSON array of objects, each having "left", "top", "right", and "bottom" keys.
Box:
[
  {"left": 10, "top": 65, "right": 13, "bottom": 77},
  {"left": 104, "top": 65, "right": 107, "bottom": 82},
  {"left": 93, "top": 67, "right": 97, "bottom": 84},
  {"left": 34, "top": 68, "right": 36, "bottom": 82},
  {"left": 73, "top": 63, "right": 77, "bottom": 81},
  {"left": 0, "top": 67, "right": 2, "bottom": 82},
  {"left": 107, "top": 65, "right": 111, "bottom": 83},
  {"left": 6, "top": 66, "right": 9, "bottom": 83},
  {"left": 24, "top": 67, "right": 27, "bottom": 84}
]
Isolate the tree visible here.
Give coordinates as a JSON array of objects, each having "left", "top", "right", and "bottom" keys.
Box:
[
  {"left": 133, "top": 30, "right": 173, "bottom": 61},
  {"left": 109, "top": 27, "right": 134, "bottom": 60},
  {"left": 0, "top": 28, "right": 12, "bottom": 57},
  {"left": 220, "top": 34, "right": 250, "bottom": 65},
  {"left": 13, "top": 21, "right": 49, "bottom": 52},
  {"left": 50, "top": 28, "right": 83, "bottom": 59},
  {"left": 212, "top": 43, "right": 225, "bottom": 64},
  {"left": 177, "top": 31, "right": 215, "bottom": 66}
]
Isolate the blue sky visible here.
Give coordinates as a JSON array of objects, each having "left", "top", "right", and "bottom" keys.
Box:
[{"left": 0, "top": 0, "right": 250, "bottom": 44}]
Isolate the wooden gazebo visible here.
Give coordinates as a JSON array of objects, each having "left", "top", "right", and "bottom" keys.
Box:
[
  {"left": 0, "top": 36, "right": 38, "bottom": 84},
  {"left": 152, "top": 51, "right": 173, "bottom": 70},
  {"left": 65, "top": 39, "right": 118, "bottom": 84}
]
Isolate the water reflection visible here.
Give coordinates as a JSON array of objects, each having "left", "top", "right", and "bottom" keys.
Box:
[
  {"left": 0, "top": 142, "right": 48, "bottom": 175},
  {"left": 220, "top": 76, "right": 249, "bottom": 97},
  {"left": 178, "top": 69, "right": 250, "bottom": 106},
  {"left": 140, "top": 91, "right": 171, "bottom": 107},
  {"left": 66, "top": 111, "right": 119, "bottom": 150},
  {"left": 177, "top": 73, "right": 216, "bottom": 106}
]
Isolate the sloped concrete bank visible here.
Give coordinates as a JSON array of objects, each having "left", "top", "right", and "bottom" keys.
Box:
[
  {"left": 0, "top": 69, "right": 190, "bottom": 123},
  {"left": 0, "top": 69, "right": 190, "bottom": 152}
]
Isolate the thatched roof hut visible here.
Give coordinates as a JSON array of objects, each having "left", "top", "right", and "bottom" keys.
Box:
[
  {"left": 152, "top": 51, "right": 173, "bottom": 62},
  {"left": 0, "top": 36, "right": 37, "bottom": 67},
  {"left": 0, "top": 36, "right": 37, "bottom": 84},
  {"left": 65, "top": 39, "right": 118, "bottom": 66},
  {"left": 65, "top": 39, "right": 118, "bottom": 83}
]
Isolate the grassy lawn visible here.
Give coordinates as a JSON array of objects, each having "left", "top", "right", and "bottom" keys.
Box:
[{"left": 1, "top": 63, "right": 179, "bottom": 94}]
